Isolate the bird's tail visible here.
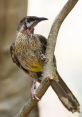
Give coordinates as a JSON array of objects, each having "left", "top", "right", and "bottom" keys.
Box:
[{"left": 51, "top": 71, "right": 80, "bottom": 113}]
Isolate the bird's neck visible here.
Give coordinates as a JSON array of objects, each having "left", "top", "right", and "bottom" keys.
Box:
[
  {"left": 25, "top": 28, "right": 34, "bottom": 36},
  {"left": 16, "top": 28, "right": 34, "bottom": 41}
]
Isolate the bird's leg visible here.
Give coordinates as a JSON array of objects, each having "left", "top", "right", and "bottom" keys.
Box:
[{"left": 31, "top": 79, "right": 40, "bottom": 100}]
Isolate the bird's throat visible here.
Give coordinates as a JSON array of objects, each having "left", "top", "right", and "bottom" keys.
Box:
[{"left": 25, "top": 28, "right": 34, "bottom": 36}]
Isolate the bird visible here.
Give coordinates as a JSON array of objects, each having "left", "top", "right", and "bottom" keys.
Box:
[{"left": 10, "top": 16, "right": 80, "bottom": 113}]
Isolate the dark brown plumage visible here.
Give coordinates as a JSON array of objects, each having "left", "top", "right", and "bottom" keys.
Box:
[{"left": 10, "top": 16, "right": 80, "bottom": 112}]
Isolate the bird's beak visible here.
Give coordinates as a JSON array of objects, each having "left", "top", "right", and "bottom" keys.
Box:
[
  {"left": 31, "top": 17, "right": 48, "bottom": 29},
  {"left": 38, "top": 17, "right": 48, "bottom": 22}
]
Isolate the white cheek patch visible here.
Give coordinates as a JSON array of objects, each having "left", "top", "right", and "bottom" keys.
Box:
[{"left": 26, "top": 22, "right": 34, "bottom": 28}]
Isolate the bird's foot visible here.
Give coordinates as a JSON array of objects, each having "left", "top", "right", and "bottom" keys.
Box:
[
  {"left": 40, "top": 53, "right": 48, "bottom": 63},
  {"left": 31, "top": 79, "right": 40, "bottom": 100}
]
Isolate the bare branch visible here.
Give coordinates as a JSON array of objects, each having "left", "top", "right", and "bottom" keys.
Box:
[
  {"left": 44, "top": 0, "right": 79, "bottom": 77},
  {"left": 16, "top": 78, "right": 50, "bottom": 117}
]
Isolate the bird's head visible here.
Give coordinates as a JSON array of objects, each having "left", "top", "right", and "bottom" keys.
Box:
[{"left": 17, "top": 16, "right": 48, "bottom": 36}]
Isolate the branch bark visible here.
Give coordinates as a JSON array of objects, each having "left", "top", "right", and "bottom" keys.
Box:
[
  {"left": 43, "top": 0, "right": 79, "bottom": 78},
  {"left": 16, "top": 0, "right": 79, "bottom": 116},
  {"left": 16, "top": 78, "right": 50, "bottom": 117}
]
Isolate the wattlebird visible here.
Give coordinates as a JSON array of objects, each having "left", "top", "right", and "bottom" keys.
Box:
[{"left": 10, "top": 16, "right": 80, "bottom": 113}]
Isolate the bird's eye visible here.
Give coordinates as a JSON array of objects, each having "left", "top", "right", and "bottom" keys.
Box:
[
  {"left": 27, "top": 19, "right": 31, "bottom": 23},
  {"left": 27, "top": 18, "right": 34, "bottom": 23}
]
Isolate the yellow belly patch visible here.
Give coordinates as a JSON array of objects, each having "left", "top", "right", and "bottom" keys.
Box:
[{"left": 30, "top": 62, "right": 43, "bottom": 72}]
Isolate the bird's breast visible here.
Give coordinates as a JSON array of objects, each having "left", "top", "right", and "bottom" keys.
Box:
[
  {"left": 15, "top": 33, "right": 42, "bottom": 51},
  {"left": 15, "top": 33, "right": 44, "bottom": 72}
]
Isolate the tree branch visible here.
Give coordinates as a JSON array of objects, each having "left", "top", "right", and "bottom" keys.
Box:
[
  {"left": 16, "top": 0, "right": 79, "bottom": 116},
  {"left": 43, "top": 0, "right": 79, "bottom": 78},
  {"left": 16, "top": 78, "right": 50, "bottom": 117}
]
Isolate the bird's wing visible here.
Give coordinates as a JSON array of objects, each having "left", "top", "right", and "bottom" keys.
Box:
[
  {"left": 37, "top": 34, "right": 56, "bottom": 64},
  {"left": 10, "top": 42, "right": 29, "bottom": 73},
  {"left": 37, "top": 34, "right": 47, "bottom": 53}
]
